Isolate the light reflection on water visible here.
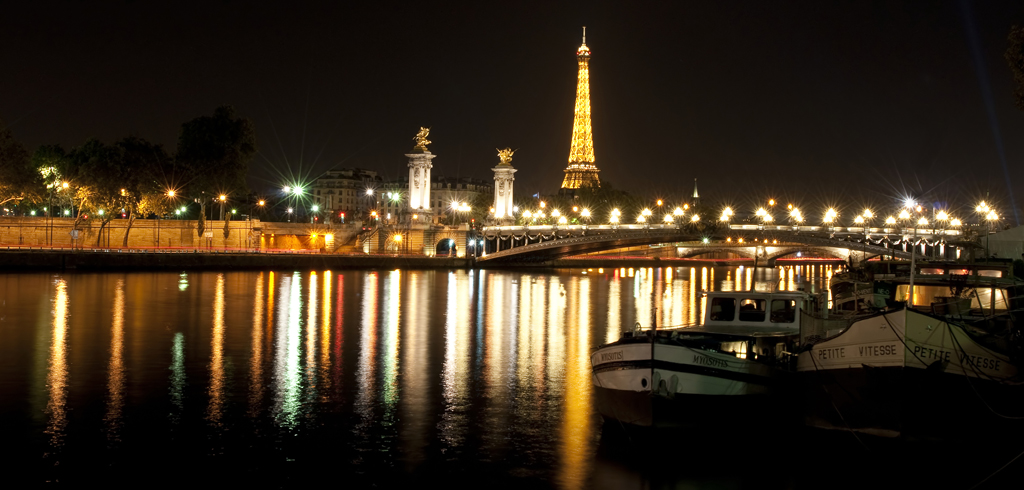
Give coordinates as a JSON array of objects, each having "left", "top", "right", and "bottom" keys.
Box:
[
  {"left": 5, "top": 266, "right": 839, "bottom": 486},
  {"left": 275, "top": 273, "right": 302, "bottom": 428},
  {"left": 105, "top": 279, "right": 125, "bottom": 444},
  {"left": 248, "top": 272, "right": 264, "bottom": 417},
  {"left": 44, "top": 278, "right": 69, "bottom": 452},
  {"left": 207, "top": 273, "right": 225, "bottom": 426}
]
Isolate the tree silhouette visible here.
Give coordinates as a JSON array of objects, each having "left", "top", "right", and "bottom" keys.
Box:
[
  {"left": 176, "top": 106, "right": 257, "bottom": 240},
  {"left": 0, "top": 119, "right": 41, "bottom": 207}
]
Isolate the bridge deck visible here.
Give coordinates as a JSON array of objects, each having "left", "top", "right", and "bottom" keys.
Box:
[{"left": 476, "top": 223, "right": 950, "bottom": 263}]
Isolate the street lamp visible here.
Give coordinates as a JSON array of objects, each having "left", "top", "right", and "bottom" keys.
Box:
[
  {"left": 218, "top": 194, "right": 227, "bottom": 220},
  {"left": 392, "top": 233, "right": 403, "bottom": 254},
  {"left": 283, "top": 185, "right": 304, "bottom": 220},
  {"left": 788, "top": 207, "right": 803, "bottom": 227},
  {"left": 984, "top": 209, "right": 999, "bottom": 260},
  {"left": 860, "top": 208, "right": 873, "bottom": 237},
  {"left": 720, "top": 206, "right": 733, "bottom": 222},
  {"left": 638, "top": 208, "right": 652, "bottom": 227}
]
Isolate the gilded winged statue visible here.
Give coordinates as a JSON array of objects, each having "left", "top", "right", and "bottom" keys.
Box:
[
  {"left": 496, "top": 147, "right": 516, "bottom": 165},
  {"left": 413, "top": 127, "right": 431, "bottom": 151}
]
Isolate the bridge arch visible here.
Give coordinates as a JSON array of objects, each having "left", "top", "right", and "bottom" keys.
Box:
[
  {"left": 433, "top": 231, "right": 461, "bottom": 257},
  {"left": 677, "top": 247, "right": 756, "bottom": 259},
  {"left": 766, "top": 247, "right": 848, "bottom": 261}
]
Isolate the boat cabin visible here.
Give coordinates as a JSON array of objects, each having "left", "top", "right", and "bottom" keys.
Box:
[
  {"left": 872, "top": 263, "right": 1023, "bottom": 317},
  {"left": 701, "top": 291, "right": 812, "bottom": 334}
]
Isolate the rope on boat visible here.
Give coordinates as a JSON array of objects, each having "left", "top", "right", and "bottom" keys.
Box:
[
  {"left": 945, "top": 322, "right": 1024, "bottom": 421},
  {"left": 880, "top": 309, "right": 932, "bottom": 368},
  {"left": 969, "top": 447, "right": 1024, "bottom": 490},
  {"left": 806, "top": 352, "right": 871, "bottom": 452}
]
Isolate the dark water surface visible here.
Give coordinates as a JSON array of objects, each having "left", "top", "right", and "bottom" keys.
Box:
[{"left": 2, "top": 266, "right": 1019, "bottom": 488}]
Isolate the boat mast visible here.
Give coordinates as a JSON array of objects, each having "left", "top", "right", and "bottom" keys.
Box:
[
  {"left": 751, "top": 253, "right": 758, "bottom": 291},
  {"left": 908, "top": 229, "right": 916, "bottom": 308}
]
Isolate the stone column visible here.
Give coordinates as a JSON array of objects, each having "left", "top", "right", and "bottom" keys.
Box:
[
  {"left": 492, "top": 163, "right": 517, "bottom": 220},
  {"left": 406, "top": 151, "right": 436, "bottom": 214}
]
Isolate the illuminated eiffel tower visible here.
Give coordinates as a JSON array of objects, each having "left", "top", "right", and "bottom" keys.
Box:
[{"left": 560, "top": 27, "right": 600, "bottom": 192}]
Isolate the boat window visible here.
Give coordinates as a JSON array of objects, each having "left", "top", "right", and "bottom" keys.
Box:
[
  {"left": 920, "top": 268, "right": 944, "bottom": 275},
  {"left": 738, "top": 298, "right": 766, "bottom": 322},
  {"left": 709, "top": 297, "right": 735, "bottom": 321},
  {"left": 770, "top": 299, "right": 796, "bottom": 323},
  {"left": 719, "top": 341, "right": 748, "bottom": 359},
  {"left": 977, "top": 270, "right": 1002, "bottom": 278}
]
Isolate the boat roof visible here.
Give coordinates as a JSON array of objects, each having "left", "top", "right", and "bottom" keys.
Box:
[
  {"left": 703, "top": 290, "right": 810, "bottom": 299},
  {"left": 665, "top": 325, "right": 798, "bottom": 337}
]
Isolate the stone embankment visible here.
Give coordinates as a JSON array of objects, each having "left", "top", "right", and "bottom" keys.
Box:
[{"left": 0, "top": 249, "right": 469, "bottom": 271}]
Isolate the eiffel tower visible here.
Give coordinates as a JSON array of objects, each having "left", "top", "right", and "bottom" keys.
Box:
[{"left": 560, "top": 27, "right": 600, "bottom": 193}]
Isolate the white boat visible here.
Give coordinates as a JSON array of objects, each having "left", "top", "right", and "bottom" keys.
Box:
[
  {"left": 591, "top": 290, "right": 817, "bottom": 429},
  {"left": 798, "top": 271, "right": 1024, "bottom": 440}
]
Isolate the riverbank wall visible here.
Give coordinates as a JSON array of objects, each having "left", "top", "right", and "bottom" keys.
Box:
[{"left": 0, "top": 217, "right": 362, "bottom": 250}]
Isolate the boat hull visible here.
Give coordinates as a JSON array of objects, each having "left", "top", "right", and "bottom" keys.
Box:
[
  {"left": 798, "top": 308, "right": 1024, "bottom": 440},
  {"left": 802, "top": 366, "right": 1024, "bottom": 440},
  {"left": 592, "top": 338, "right": 796, "bottom": 429},
  {"left": 593, "top": 384, "right": 789, "bottom": 429}
]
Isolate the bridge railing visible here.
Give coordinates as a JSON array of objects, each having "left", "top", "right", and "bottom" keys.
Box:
[{"left": 483, "top": 223, "right": 960, "bottom": 236}]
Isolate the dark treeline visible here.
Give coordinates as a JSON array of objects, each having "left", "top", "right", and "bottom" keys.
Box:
[{"left": 0, "top": 106, "right": 256, "bottom": 245}]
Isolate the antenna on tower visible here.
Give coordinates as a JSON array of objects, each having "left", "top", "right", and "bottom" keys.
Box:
[{"left": 582, "top": 26, "right": 586, "bottom": 44}]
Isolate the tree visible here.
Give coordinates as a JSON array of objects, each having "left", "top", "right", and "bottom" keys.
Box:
[
  {"left": 1007, "top": 25, "right": 1024, "bottom": 111},
  {"left": 114, "top": 137, "right": 171, "bottom": 245},
  {"left": 175, "top": 106, "right": 257, "bottom": 240},
  {"left": 0, "top": 119, "right": 42, "bottom": 208},
  {"left": 71, "top": 139, "right": 121, "bottom": 243},
  {"left": 31, "top": 145, "right": 70, "bottom": 218}
]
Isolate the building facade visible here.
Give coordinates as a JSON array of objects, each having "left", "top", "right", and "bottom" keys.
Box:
[
  {"left": 376, "top": 176, "right": 493, "bottom": 225},
  {"left": 310, "top": 168, "right": 383, "bottom": 221}
]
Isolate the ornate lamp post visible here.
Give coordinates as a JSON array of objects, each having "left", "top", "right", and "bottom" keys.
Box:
[
  {"left": 984, "top": 209, "right": 998, "bottom": 260},
  {"left": 217, "top": 194, "right": 227, "bottom": 220},
  {"left": 720, "top": 206, "right": 733, "bottom": 223},
  {"left": 823, "top": 208, "right": 838, "bottom": 237},
  {"left": 638, "top": 208, "right": 652, "bottom": 230}
]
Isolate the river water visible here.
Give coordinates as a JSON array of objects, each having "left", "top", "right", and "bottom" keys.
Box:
[{"left": 1, "top": 265, "right": 1019, "bottom": 487}]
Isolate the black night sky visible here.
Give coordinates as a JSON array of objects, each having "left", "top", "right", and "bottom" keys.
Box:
[{"left": 3, "top": 1, "right": 1024, "bottom": 222}]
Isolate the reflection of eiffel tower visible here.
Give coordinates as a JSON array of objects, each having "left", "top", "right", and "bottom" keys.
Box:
[{"left": 560, "top": 27, "right": 600, "bottom": 193}]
